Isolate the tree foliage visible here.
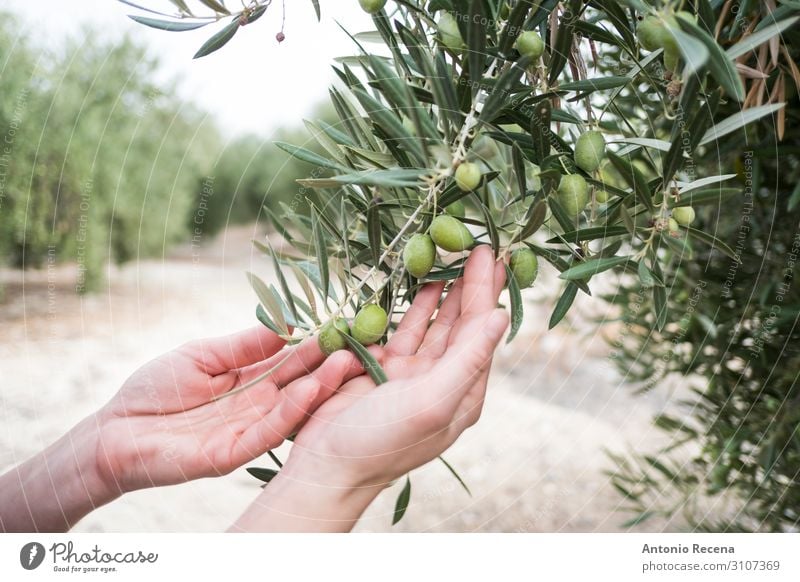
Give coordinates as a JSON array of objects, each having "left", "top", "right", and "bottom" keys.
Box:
[
  {"left": 126, "top": 0, "right": 800, "bottom": 529},
  {"left": 0, "top": 18, "right": 218, "bottom": 290}
]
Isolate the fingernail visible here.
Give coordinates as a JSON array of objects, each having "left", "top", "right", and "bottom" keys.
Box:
[{"left": 486, "top": 309, "right": 509, "bottom": 339}]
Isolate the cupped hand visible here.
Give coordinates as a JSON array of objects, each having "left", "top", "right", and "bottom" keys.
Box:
[
  {"left": 93, "top": 326, "right": 361, "bottom": 495},
  {"left": 284, "top": 245, "right": 509, "bottom": 491}
]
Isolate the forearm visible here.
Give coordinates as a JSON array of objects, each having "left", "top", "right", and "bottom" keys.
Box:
[
  {"left": 229, "top": 460, "right": 385, "bottom": 532},
  {"left": 0, "top": 415, "right": 119, "bottom": 532}
]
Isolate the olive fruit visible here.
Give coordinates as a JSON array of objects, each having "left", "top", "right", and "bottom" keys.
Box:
[
  {"left": 455, "top": 162, "right": 482, "bottom": 191},
  {"left": 403, "top": 234, "right": 436, "bottom": 278},
  {"left": 358, "top": 0, "right": 386, "bottom": 14},
  {"left": 514, "top": 31, "right": 545, "bottom": 60},
  {"left": 672, "top": 206, "right": 696, "bottom": 226},
  {"left": 556, "top": 174, "right": 589, "bottom": 217},
  {"left": 637, "top": 15, "right": 664, "bottom": 51},
  {"left": 510, "top": 248, "right": 539, "bottom": 288},
  {"left": 668, "top": 217, "right": 680, "bottom": 234},
  {"left": 595, "top": 189, "right": 609, "bottom": 203},
  {"left": 437, "top": 12, "right": 465, "bottom": 51},
  {"left": 318, "top": 318, "right": 350, "bottom": 356},
  {"left": 352, "top": 304, "right": 388, "bottom": 345},
  {"left": 430, "top": 215, "right": 474, "bottom": 252},
  {"left": 445, "top": 199, "right": 466, "bottom": 218},
  {"left": 663, "top": 46, "right": 680, "bottom": 72},
  {"left": 574, "top": 130, "right": 606, "bottom": 173}
]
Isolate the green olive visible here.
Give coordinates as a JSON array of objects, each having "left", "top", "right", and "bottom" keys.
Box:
[
  {"left": 318, "top": 318, "right": 350, "bottom": 356},
  {"left": 668, "top": 217, "right": 680, "bottom": 234},
  {"left": 351, "top": 304, "right": 388, "bottom": 345},
  {"left": 445, "top": 199, "right": 466, "bottom": 219},
  {"left": 595, "top": 189, "right": 609, "bottom": 203},
  {"left": 556, "top": 174, "right": 589, "bottom": 217},
  {"left": 672, "top": 206, "right": 696, "bottom": 226},
  {"left": 663, "top": 46, "right": 680, "bottom": 72},
  {"left": 437, "top": 12, "right": 465, "bottom": 51},
  {"left": 574, "top": 130, "right": 606, "bottom": 173},
  {"left": 403, "top": 234, "right": 437, "bottom": 278},
  {"left": 514, "top": 31, "right": 545, "bottom": 60},
  {"left": 358, "top": 0, "right": 386, "bottom": 14},
  {"left": 430, "top": 215, "right": 474, "bottom": 252},
  {"left": 510, "top": 248, "right": 539, "bottom": 288},
  {"left": 454, "top": 162, "right": 482, "bottom": 191},
  {"left": 637, "top": 16, "right": 665, "bottom": 51}
]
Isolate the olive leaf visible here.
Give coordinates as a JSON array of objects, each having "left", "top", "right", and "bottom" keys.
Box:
[
  {"left": 246, "top": 467, "right": 278, "bottom": 483},
  {"left": 549, "top": 282, "right": 579, "bottom": 330},
  {"left": 559, "top": 255, "right": 631, "bottom": 281},
  {"left": 193, "top": 19, "right": 239, "bottom": 59},
  {"left": 392, "top": 476, "right": 412, "bottom": 525}
]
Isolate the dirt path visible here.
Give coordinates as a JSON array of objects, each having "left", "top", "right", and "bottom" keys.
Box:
[{"left": 0, "top": 225, "right": 685, "bottom": 532}]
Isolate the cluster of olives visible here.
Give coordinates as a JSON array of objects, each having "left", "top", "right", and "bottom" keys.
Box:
[
  {"left": 404, "top": 162, "right": 538, "bottom": 289},
  {"left": 402, "top": 163, "right": 478, "bottom": 281},
  {"left": 554, "top": 129, "right": 607, "bottom": 216},
  {"left": 658, "top": 205, "right": 696, "bottom": 235},
  {"left": 318, "top": 304, "right": 389, "bottom": 355}
]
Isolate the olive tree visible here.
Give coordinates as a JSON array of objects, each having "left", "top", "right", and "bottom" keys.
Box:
[{"left": 124, "top": 0, "right": 799, "bottom": 526}]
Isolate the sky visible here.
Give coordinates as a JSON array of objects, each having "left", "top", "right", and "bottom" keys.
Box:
[{"left": 2, "top": 0, "right": 374, "bottom": 136}]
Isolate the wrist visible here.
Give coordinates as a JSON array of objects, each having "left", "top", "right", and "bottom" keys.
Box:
[
  {"left": 0, "top": 413, "right": 121, "bottom": 532},
  {"left": 230, "top": 454, "right": 386, "bottom": 532}
]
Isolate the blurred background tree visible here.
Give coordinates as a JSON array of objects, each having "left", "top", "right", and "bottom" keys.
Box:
[
  {"left": 0, "top": 11, "right": 321, "bottom": 292},
  {"left": 604, "top": 3, "right": 800, "bottom": 532}
]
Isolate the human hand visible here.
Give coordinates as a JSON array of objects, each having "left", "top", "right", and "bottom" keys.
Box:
[
  {"left": 232, "top": 246, "right": 509, "bottom": 531},
  {"left": 93, "top": 326, "right": 359, "bottom": 495}
]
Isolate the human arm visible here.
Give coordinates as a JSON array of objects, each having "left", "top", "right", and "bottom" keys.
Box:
[{"left": 0, "top": 326, "right": 359, "bottom": 532}]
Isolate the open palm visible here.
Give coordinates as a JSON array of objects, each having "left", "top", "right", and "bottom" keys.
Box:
[
  {"left": 94, "top": 327, "right": 358, "bottom": 494},
  {"left": 289, "top": 246, "right": 509, "bottom": 489}
]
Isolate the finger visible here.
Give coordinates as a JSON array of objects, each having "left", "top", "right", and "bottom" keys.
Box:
[
  {"left": 190, "top": 326, "right": 287, "bottom": 376},
  {"left": 417, "top": 278, "right": 463, "bottom": 357},
  {"left": 309, "top": 350, "right": 362, "bottom": 407},
  {"left": 459, "top": 245, "right": 500, "bottom": 319},
  {"left": 240, "top": 335, "right": 327, "bottom": 388},
  {"left": 385, "top": 282, "right": 445, "bottom": 355},
  {"left": 446, "top": 246, "right": 503, "bottom": 347},
  {"left": 493, "top": 257, "right": 507, "bottom": 298},
  {"left": 231, "top": 378, "right": 320, "bottom": 464},
  {"left": 451, "top": 373, "right": 491, "bottom": 432},
  {"left": 424, "top": 309, "right": 508, "bottom": 414}
]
